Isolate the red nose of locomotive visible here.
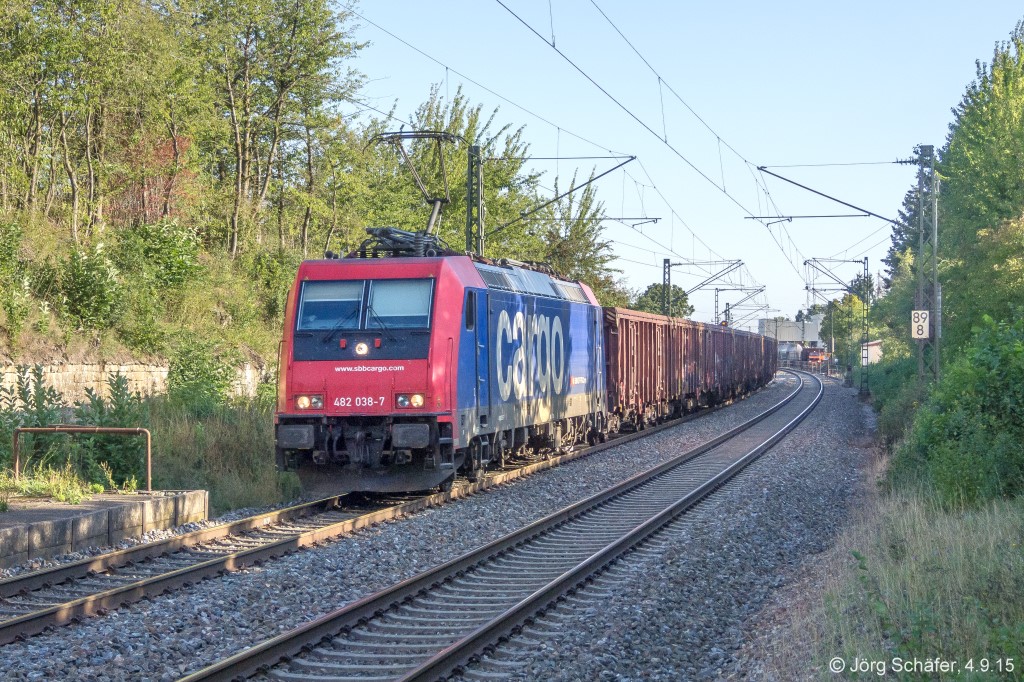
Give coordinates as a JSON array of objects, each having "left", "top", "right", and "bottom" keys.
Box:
[{"left": 274, "top": 259, "right": 461, "bottom": 492}]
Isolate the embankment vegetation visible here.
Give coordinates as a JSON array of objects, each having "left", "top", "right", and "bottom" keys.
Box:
[{"left": 800, "top": 23, "right": 1024, "bottom": 678}]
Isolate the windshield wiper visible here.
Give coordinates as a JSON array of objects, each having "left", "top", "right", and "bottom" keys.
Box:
[
  {"left": 366, "top": 308, "right": 399, "bottom": 341},
  {"left": 321, "top": 308, "right": 360, "bottom": 344}
]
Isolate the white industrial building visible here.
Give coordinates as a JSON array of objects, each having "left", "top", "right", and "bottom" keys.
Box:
[{"left": 758, "top": 315, "right": 825, "bottom": 347}]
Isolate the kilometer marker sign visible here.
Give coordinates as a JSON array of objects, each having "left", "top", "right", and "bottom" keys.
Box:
[{"left": 911, "top": 310, "right": 930, "bottom": 339}]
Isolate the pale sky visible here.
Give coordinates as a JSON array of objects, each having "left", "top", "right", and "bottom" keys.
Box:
[{"left": 346, "top": 1, "right": 1023, "bottom": 328}]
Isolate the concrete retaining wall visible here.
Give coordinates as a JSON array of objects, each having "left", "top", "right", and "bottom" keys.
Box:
[
  {"left": 0, "top": 490, "right": 208, "bottom": 568},
  {"left": 0, "top": 363, "right": 269, "bottom": 402}
]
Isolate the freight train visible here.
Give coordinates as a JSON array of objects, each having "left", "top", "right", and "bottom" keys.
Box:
[{"left": 273, "top": 227, "right": 777, "bottom": 493}]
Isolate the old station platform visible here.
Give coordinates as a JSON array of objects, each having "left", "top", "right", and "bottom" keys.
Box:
[{"left": 0, "top": 491, "right": 208, "bottom": 569}]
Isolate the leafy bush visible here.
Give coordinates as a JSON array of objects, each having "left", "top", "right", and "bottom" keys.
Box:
[
  {"left": 867, "top": 357, "right": 924, "bottom": 449},
  {"left": 244, "top": 250, "right": 299, "bottom": 321},
  {"left": 72, "top": 373, "right": 149, "bottom": 486},
  {"left": 117, "top": 220, "right": 203, "bottom": 288},
  {"left": 0, "top": 221, "right": 29, "bottom": 338},
  {"left": 1, "top": 276, "right": 31, "bottom": 340},
  {"left": 115, "top": 282, "right": 167, "bottom": 355},
  {"left": 0, "top": 365, "right": 66, "bottom": 470},
  {"left": 57, "top": 244, "right": 125, "bottom": 330},
  {"left": 892, "top": 314, "right": 1024, "bottom": 505},
  {"left": 167, "top": 336, "right": 237, "bottom": 416},
  {"left": 0, "top": 220, "right": 22, "bottom": 280}
]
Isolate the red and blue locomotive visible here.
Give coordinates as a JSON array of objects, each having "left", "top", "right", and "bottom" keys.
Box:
[
  {"left": 274, "top": 228, "right": 608, "bottom": 492},
  {"left": 274, "top": 228, "right": 777, "bottom": 493}
]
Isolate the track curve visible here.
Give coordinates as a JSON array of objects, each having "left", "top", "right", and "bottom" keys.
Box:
[{"left": 182, "top": 370, "right": 822, "bottom": 682}]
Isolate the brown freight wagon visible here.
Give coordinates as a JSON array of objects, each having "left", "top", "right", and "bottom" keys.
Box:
[{"left": 602, "top": 307, "right": 777, "bottom": 431}]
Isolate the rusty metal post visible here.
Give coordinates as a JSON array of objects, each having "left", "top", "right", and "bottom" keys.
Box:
[{"left": 12, "top": 426, "right": 153, "bottom": 492}]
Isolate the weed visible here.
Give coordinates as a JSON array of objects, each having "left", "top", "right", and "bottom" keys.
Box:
[
  {"left": 0, "top": 472, "right": 14, "bottom": 512},
  {"left": 813, "top": 491, "right": 1024, "bottom": 676},
  {"left": 5, "top": 461, "right": 94, "bottom": 505}
]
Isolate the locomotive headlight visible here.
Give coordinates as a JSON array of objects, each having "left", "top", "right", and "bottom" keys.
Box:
[
  {"left": 396, "top": 393, "right": 425, "bottom": 409},
  {"left": 354, "top": 342, "right": 369, "bottom": 356},
  {"left": 295, "top": 394, "right": 324, "bottom": 410}
]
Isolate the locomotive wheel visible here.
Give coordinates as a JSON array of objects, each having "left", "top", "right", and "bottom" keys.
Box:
[{"left": 437, "top": 475, "right": 454, "bottom": 493}]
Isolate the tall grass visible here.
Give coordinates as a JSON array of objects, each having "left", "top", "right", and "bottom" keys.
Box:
[
  {"left": 802, "top": 490, "right": 1024, "bottom": 679},
  {"left": 148, "top": 397, "right": 299, "bottom": 514}
]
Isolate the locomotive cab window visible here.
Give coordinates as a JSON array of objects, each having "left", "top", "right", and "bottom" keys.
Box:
[
  {"left": 297, "top": 281, "right": 364, "bottom": 330},
  {"left": 366, "top": 279, "right": 433, "bottom": 329}
]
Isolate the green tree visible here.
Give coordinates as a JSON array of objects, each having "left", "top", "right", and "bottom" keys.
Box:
[
  {"left": 869, "top": 248, "right": 916, "bottom": 362},
  {"left": 938, "top": 22, "right": 1024, "bottom": 352},
  {"left": 535, "top": 172, "right": 626, "bottom": 304},
  {"left": 796, "top": 303, "right": 827, "bottom": 322},
  {"left": 820, "top": 294, "right": 868, "bottom": 370},
  {"left": 375, "top": 85, "right": 542, "bottom": 258},
  {"left": 882, "top": 160, "right": 936, "bottom": 290},
  {"left": 632, "top": 283, "right": 694, "bottom": 318},
  {"left": 850, "top": 272, "right": 875, "bottom": 307},
  {"left": 194, "top": 0, "right": 364, "bottom": 256}
]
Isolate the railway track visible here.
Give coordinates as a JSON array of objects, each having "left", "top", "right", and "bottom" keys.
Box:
[
  {"left": 0, "top": 377, "right": 765, "bottom": 646},
  {"left": 183, "top": 369, "right": 821, "bottom": 682},
  {"left": 0, "top": 494, "right": 403, "bottom": 644}
]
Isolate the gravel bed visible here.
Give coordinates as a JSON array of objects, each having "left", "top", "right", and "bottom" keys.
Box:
[
  {"left": 466, "top": 375, "right": 873, "bottom": 681},
  {"left": 0, "top": 374, "right": 869, "bottom": 681}
]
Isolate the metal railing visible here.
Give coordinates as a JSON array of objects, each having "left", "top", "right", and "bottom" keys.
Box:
[{"left": 12, "top": 426, "right": 152, "bottom": 492}]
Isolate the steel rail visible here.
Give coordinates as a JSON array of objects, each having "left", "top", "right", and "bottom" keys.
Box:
[
  {"left": 0, "top": 379, "right": 768, "bottom": 645},
  {"left": 178, "top": 371, "right": 818, "bottom": 682},
  {"left": 0, "top": 495, "right": 367, "bottom": 644},
  {"left": 405, "top": 371, "right": 822, "bottom": 681}
]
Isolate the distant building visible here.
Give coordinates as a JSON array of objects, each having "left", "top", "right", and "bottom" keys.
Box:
[{"left": 758, "top": 315, "right": 824, "bottom": 347}]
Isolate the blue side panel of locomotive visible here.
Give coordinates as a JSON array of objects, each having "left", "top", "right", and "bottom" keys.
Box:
[
  {"left": 455, "top": 288, "right": 491, "bottom": 416},
  {"left": 484, "top": 290, "right": 597, "bottom": 405},
  {"left": 461, "top": 293, "right": 601, "bottom": 423}
]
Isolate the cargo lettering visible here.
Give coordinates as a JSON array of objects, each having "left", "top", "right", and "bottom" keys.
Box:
[{"left": 496, "top": 309, "right": 565, "bottom": 401}]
